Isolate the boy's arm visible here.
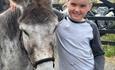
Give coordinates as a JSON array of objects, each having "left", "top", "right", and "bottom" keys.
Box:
[
  {"left": 93, "top": 23, "right": 105, "bottom": 70},
  {"left": 53, "top": 8, "right": 64, "bottom": 21},
  {"left": 88, "top": 20, "right": 105, "bottom": 57},
  {"left": 88, "top": 21, "right": 105, "bottom": 70}
]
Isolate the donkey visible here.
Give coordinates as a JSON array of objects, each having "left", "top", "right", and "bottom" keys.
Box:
[
  {"left": 11, "top": 0, "right": 58, "bottom": 70},
  {"left": 0, "top": 5, "right": 34, "bottom": 70}
]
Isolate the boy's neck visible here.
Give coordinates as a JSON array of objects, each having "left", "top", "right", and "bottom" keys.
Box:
[{"left": 68, "top": 17, "right": 86, "bottom": 23}]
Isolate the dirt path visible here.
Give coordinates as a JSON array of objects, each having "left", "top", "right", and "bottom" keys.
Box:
[{"left": 105, "top": 57, "right": 115, "bottom": 70}]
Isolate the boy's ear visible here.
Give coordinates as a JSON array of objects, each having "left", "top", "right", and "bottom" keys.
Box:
[{"left": 88, "top": 3, "right": 93, "bottom": 11}]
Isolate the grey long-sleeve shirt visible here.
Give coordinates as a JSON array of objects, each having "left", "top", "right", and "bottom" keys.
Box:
[{"left": 56, "top": 17, "right": 94, "bottom": 70}]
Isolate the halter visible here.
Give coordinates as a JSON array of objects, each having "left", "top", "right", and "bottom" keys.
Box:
[{"left": 33, "top": 57, "right": 54, "bottom": 68}]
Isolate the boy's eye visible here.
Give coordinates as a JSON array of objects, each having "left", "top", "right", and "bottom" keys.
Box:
[
  {"left": 71, "top": 3, "right": 77, "bottom": 6},
  {"left": 79, "top": 4, "right": 87, "bottom": 8}
]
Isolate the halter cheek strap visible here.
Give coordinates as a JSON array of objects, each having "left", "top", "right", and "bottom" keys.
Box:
[{"left": 33, "top": 57, "right": 54, "bottom": 68}]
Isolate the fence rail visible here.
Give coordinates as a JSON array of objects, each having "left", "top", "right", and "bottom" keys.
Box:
[
  {"left": 87, "top": 17, "right": 115, "bottom": 20},
  {"left": 102, "top": 41, "right": 115, "bottom": 46}
]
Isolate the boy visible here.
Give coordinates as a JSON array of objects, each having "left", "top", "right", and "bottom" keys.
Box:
[{"left": 55, "top": 0, "right": 105, "bottom": 70}]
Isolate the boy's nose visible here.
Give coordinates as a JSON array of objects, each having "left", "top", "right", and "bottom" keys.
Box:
[{"left": 74, "top": 7, "right": 80, "bottom": 12}]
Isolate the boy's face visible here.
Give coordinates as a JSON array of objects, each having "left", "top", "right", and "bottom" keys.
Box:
[{"left": 67, "top": 0, "right": 92, "bottom": 21}]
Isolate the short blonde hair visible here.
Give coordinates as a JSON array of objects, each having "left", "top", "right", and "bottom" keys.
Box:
[
  {"left": 89, "top": 0, "right": 96, "bottom": 3},
  {"left": 67, "top": 0, "right": 94, "bottom": 3}
]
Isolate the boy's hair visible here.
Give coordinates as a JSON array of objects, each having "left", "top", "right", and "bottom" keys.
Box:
[
  {"left": 89, "top": 0, "right": 95, "bottom": 3},
  {"left": 67, "top": 0, "right": 94, "bottom": 3}
]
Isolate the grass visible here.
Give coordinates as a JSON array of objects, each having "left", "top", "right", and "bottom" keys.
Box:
[
  {"left": 101, "top": 34, "right": 115, "bottom": 41},
  {"left": 101, "top": 34, "right": 115, "bottom": 57},
  {"left": 103, "top": 45, "right": 115, "bottom": 57}
]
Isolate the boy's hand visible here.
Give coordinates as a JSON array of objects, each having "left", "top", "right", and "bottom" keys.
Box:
[{"left": 10, "top": 0, "right": 16, "bottom": 11}]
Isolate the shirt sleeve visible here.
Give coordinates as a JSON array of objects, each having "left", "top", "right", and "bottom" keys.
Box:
[
  {"left": 88, "top": 20, "right": 105, "bottom": 57},
  {"left": 53, "top": 8, "right": 64, "bottom": 21}
]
